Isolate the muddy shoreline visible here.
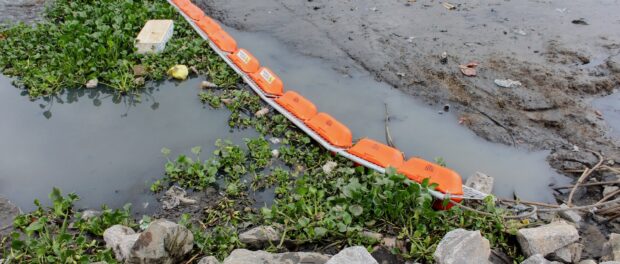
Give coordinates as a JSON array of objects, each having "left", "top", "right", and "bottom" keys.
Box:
[{"left": 197, "top": 0, "right": 620, "bottom": 192}]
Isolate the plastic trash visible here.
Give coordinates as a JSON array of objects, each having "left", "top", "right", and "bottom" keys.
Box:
[
  {"left": 167, "top": 65, "right": 189, "bottom": 80},
  {"left": 494, "top": 79, "right": 522, "bottom": 88},
  {"left": 459, "top": 62, "right": 478, "bottom": 76}
]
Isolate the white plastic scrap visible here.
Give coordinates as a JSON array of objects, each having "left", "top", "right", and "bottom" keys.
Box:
[
  {"left": 494, "top": 79, "right": 522, "bottom": 88},
  {"left": 322, "top": 161, "right": 338, "bottom": 174}
]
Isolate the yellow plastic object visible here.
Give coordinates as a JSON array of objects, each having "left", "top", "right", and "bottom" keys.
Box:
[{"left": 167, "top": 65, "right": 189, "bottom": 80}]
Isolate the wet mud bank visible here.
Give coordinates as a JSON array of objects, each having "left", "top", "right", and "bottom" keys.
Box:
[{"left": 198, "top": 0, "right": 620, "bottom": 196}]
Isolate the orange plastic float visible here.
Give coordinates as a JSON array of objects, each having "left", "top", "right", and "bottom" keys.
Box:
[
  {"left": 209, "top": 30, "right": 238, "bottom": 53},
  {"left": 275, "top": 91, "right": 318, "bottom": 121},
  {"left": 228, "top": 49, "right": 260, "bottom": 74},
  {"left": 348, "top": 138, "right": 404, "bottom": 168},
  {"left": 249, "top": 67, "right": 284, "bottom": 96},
  {"left": 306, "top": 113, "right": 353, "bottom": 148},
  {"left": 196, "top": 16, "right": 222, "bottom": 37},
  {"left": 177, "top": 1, "right": 204, "bottom": 21},
  {"left": 397, "top": 158, "right": 463, "bottom": 208}
]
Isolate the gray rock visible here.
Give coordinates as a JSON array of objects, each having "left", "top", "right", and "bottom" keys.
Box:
[
  {"left": 516, "top": 222, "right": 579, "bottom": 257},
  {"left": 604, "top": 186, "right": 620, "bottom": 197},
  {"left": 520, "top": 254, "right": 551, "bottom": 264},
  {"left": 223, "top": 249, "right": 330, "bottom": 264},
  {"left": 198, "top": 256, "right": 220, "bottom": 264},
  {"left": 239, "top": 226, "right": 281, "bottom": 248},
  {"left": 465, "top": 172, "right": 494, "bottom": 194},
  {"left": 601, "top": 262, "right": 620, "bottom": 264},
  {"left": 80, "top": 210, "right": 102, "bottom": 220},
  {"left": 326, "top": 246, "right": 378, "bottom": 264},
  {"left": 558, "top": 204, "right": 583, "bottom": 225},
  {"left": 578, "top": 260, "right": 597, "bottom": 264},
  {"left": 549, "top": 243, "right": 583, "bottom": 263},
  {"left": 433, "top": 229, "right": 491, "bottom": 264},
  {"left": 0, "top": 196, "right": 20, "bottom": 237},
  {"left": 103, "top": 225, "right": 140, "bottom": 262},
  {"left": 603, "top": 233, "right": 620, "bottom": 261},
  {"left": 127, "top": 219, "right": 194, "bottom": 264}
]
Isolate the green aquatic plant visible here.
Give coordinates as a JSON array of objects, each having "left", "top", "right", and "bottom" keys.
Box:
[
  {"left": 2, "top": 188, "right": 134, "bottom": 263},
  {"left": 0, "top": 0, "right": 239, "bottom": 98}
]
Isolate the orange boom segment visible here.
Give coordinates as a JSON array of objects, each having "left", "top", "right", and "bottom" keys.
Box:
[
  {"left": 178, "top": 1, "right": 204, "bottom": 21},
  {"left": 228, "top": 49, "right": 260, "bottom": 74},
  {"left": 196, "top": 16, "right": 222, "bottom": 37},
  {"left": 348, "top": 138, "right": 404, "bottom": 168},
  {"left": 397, "top": 158, "right": 464, "bottom": 200},
  {"left": 209, "top": 29, "right": 238, "bottom": 53},
  {"left": 249, "top": 67, "right": 284, "bottom": 96},
  {"left": 275, "top": 91, "right": 318, "bottom": 121},
  {"left": 306, "top": 113, "right": 353, "bottom": 148}
]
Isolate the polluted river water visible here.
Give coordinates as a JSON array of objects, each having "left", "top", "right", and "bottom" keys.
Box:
[{"left": 0, "top": 27, "right": 570, "bottom": 212}]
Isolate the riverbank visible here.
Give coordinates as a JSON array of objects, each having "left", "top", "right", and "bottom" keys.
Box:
[{"left": 1, "top": 0, "right": 620, "bottom": 263}]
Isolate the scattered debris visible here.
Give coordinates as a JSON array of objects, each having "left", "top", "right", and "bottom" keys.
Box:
[
  {"left": 513, "top": 29, "right": 528, "bottom": 36},
  {"left": 443, "top": 104, "right": 450, "bottom": 112},
  {"left": 190, "top": 66, "right": 199, "bottom": 75},
  {"left": 440, "top": 51, "right": 448, "bottom": 64},
  {"left": 269, "top": 137, "right": 281, "bottom": 144},
  {"left": 572, "top": 18, "right": 589, "bottom": 25},
  {"left": 441, "top": 2, "right": 456, "bottom": 10},
  {"left": 459, "top": 62, "right": 478, "bottom": 76},
  {"left": 201, "top": 80, "right": 217, "bottom": 89},
  {"left": 572, "top": 145, "right": 580, "bottom": 152},
  {"left": 161, "top": 186, "right": 197, "bottom": 210},
  {"left": 132, "top": 65, "right": 146, "bottom": 76},
  {"left": 85, "top": 79, "right": 98, "bottom": 89},
  {"left": 255, "top": 107, "right": 270, "bottom": 117},
  {"left": 271, "top": 149, "right": 280, "bottom": 158},
  {"left": 133, "top": 77, "right": 145, "bottom": 86},
  {"left": 406, "top": 36, "right": 416, "bottom": 43},
  {"left": 322, "top": 161, "right": 338, "bottom": 174},
  {"left": 135, "top": 20, "right": 174, "bottom": 54},
  {"left": 167, "top": 65, "right": 189, "bottom": 80},
  {"left": 556, "top": 8, "right": 567, "bottom": 13},
  {"left": 370, "top": 7, "right": 378, "bottom": 12},
  {"left": 494, "top": 79, "right": 522, "bottom": 88}
]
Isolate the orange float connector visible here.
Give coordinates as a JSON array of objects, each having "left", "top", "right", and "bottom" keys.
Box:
[
  {"left": 306, "top": 113, "right": 353, "bottom": 148},
  {"left": 228, "top": 49, "right": 260, "bottom": 74}
]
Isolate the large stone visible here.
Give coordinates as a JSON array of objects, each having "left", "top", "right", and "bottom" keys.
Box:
[
  {"left": 549, "top": 243, "right": 583, "bottom": 263},
  {"left": 326, "top": 246, "right": 378, "bottom": 264},
  {"left": 198, "top": 256, "right": 220, "bottom": 264},
  {"left": 516, "top": 222, "right": 579, "bottom": 257},
  {"left": 0, "top": 196, "right": 20, "bottom": 238},
  {"left": 465, "top": 172, "right": 494, "bottom": 194},
  {"left": 520, "top": 254, "right": 550, "bottom": 264},
  {"left": 239, "top": 226, "right": 281, "bottom": 248},
  {"left": 103, "top": 225, "right": 140, "bottom": 261},
  {"left": 433, "top": 229, "right": 491, "bottom": 264},
  {"left": 127, "top": 219, "right": 194, "bottom": 264},
  {"left": 578, "top": 260, "right": 596, "bottom": 264},
  {"left": 223, "top": 249, "right": 330, "bottom": 264}
]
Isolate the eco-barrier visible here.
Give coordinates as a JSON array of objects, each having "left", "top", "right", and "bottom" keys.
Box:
[{"left": 167, "top": 0, "right": 488, "bottom": 206}]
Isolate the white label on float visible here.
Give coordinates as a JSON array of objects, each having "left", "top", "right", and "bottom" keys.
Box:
[
  {"left": 260, "top": 69, "right": 275, "bottom": 84},
  {"left": 236, "top": 50, "right": 251, "bottom": 64}
]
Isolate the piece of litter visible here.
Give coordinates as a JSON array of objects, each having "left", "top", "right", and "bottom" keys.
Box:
[
  {"left": 556, "top": 8, "right": 567, "bottom": 13},
  {"left": 442, "top": 2, "right": 456, "bottom": 10},
  {"left": 370, "top": 7, "right": 378, "bottom": 12},
  {"left": 271, "top": 149, "right": 280, "bottom": 158},
  {"left": 135, "top": 20, "right": 174, "bottom": 54},
  {"left": 494, "top": 79, "right": 522, "bottom": 88},
  {"left": 571, "top": 18, "right": 588, "bottom": 25},
  {"left": 595, "top": 110, "right": 603, "bottom": 117},
  {"left": 459, "top": 62, "right": 478, "bottom": 77},
  {"left": 572, "top": 145, "right": 580, "bottom": 152},
  {"left": 513, "top": 29, "right": 527, "bottom": 36},
  {"left": 167, "top": 65, "right": 189, "bottom": 80},
  {"left": 255, "top": 107, "right": 269, "bottom": 117},
  {"left": 407, "top": 36, "right": 416, "bottom": 43},
  {"left": 322, "top": 161, "right": 338, "bottom": 174},
  {"left": 85, "top": 79, "right": 98, "bottom": 89},
  {"left": 201, "top": 80, "right": 217, "bottom": 89},
  {"left": 440, "top": 52, "right": 448, "bottom": 64},
  {"left": 269, "top": 137, "right": 281, "bottom": 144}
]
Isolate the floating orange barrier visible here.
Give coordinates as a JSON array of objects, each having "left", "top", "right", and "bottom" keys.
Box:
[
  {"left": 348, "top": 138, "right": 404, "bottom": 168},
  {"left": 196, "top": 16, "right": 222, "bottom": 37},
  {"left": 249, "top": 67, "right": 284, "bottom": 96},
  {"left": 209, "top": 29, "right": 238, "bottom": 53},
  {"left": 306, "top": 113, "right": 352, "bottom": 148},
  {"left": 397, "top": 158, "right": 463, "bottom": 208},
  {"left": 228, "top": 49, "right": 260, "bottom": 74},
  {"left": 275, "top": 91, "right": 318, "bottom": 121},
  {"left": 177, "top": 1, "right": 204, "bottom": 21}
]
